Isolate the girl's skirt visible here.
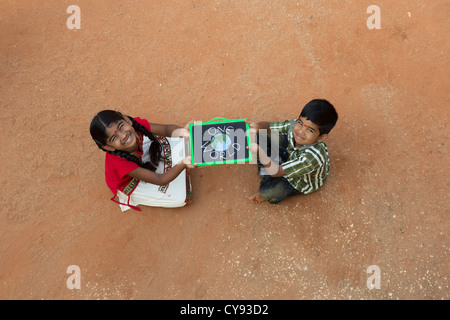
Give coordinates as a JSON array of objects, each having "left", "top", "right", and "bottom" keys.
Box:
[{"left": 117, "top": 136, "right": 191, "bottom": 212}]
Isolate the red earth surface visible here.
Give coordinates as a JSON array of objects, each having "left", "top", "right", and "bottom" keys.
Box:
[{"left": 0, "top": 0, "right": 448, "bottom": 299}]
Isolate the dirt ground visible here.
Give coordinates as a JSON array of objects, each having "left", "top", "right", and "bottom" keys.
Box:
[{"left": 0, "top": 0, "right": 448, "bottom": 300}]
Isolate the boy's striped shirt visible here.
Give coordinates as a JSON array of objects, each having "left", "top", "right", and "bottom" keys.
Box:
[{"left": 269, "top": 120, "right": 330, "bottom": 194}]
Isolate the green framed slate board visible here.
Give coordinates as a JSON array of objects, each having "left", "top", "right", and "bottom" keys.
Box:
[{"left": 189, "top": 118, "right": 252, "bottom": 166}]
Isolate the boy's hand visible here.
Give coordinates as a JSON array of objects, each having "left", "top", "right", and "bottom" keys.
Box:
[
  {"left": 247, "top": 142, "right": 259, "bottom": 155},
  {"left": 244, "top": 119, "right": 259, "bottom": 132},
  {"left": 244, "top": 119, "right": 259, "bottom": 147}
]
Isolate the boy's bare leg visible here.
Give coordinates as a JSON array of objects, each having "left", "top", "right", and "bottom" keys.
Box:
[{"left": 248, "top": 192, "right": 265, "bottom": 204}]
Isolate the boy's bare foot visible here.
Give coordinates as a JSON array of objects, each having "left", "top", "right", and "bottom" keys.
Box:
[{"left": 248, "top": 192, "right": 265, "bottom": 204}]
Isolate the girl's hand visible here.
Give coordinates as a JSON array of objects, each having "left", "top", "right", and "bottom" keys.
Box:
[
  {"left": 182, "top": 156, "right": 197, "bottom": 169},
  {"left": 184, "top": 120, "right": 201, "bottom": 129},
  {"left": 172, "top": 120, "right": 201, "bottom": 139}
]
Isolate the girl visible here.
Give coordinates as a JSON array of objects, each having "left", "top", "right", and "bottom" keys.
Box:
[{"left": 90, "top": 110, "right": 196, "bottom": 212}]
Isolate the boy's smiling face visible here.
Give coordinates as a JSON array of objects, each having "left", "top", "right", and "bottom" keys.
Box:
[{"left": 292, "top": 117, "right": 327, "bottom": 146}]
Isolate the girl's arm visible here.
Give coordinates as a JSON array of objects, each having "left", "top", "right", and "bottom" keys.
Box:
[
  {"left": 127, "top": 157, "right": 196, "bottom": 185},
  {"left": 148, "top": 123, "right": 181, "bottom": 137},
  {"left": 149, "top": 121, "right": 197, "bottom": 138}
]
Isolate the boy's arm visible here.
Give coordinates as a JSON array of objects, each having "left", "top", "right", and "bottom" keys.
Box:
[
  {"left": 248, "top": 143, "right": 286, "bottom": 177},
  {"left": 258, "top": 146, "right": 286, "bottom": 177},
  {"left": 245, "top": 119, "right": 271, "bottom": 134}
]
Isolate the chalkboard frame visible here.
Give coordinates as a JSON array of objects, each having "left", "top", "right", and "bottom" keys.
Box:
[{"left": 188, "top": 118, "right": 253, "bottom": 166}]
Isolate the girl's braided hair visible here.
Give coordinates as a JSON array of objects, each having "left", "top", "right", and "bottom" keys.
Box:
[{"left": 90, "top": 110, "right": 162, "bottom": 171}]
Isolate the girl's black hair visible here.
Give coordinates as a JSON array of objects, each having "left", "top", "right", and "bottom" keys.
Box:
[
  {"left": 90, "top": 110, "right": 162, "bottom": 171},
  {"left": 299, "top": 99, "right": 338, "bottom": 135}
]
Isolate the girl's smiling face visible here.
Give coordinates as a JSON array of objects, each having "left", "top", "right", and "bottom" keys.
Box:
[
  {"left": 102, "top": 117, "right": 138, "bottom": 152},
  {"left": 292, "top": 117, "right": 326, "bottom": 146}
]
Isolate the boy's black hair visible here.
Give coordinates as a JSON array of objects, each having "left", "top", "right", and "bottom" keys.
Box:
[
  {"left": 90, "top": 110, "right": 162, "bottom": 172},
  {"left": 299, "top": 99, "right": 338, "bottom": 135}
]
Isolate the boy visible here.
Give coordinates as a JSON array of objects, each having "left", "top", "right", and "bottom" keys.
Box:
[{"left": 246, "top": 99, "right": 338, "bottom": 204}]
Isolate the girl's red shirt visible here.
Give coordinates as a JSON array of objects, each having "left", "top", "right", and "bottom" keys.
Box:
[{"left": 104, "top": 117, "right": 150, "bottom": 209}]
